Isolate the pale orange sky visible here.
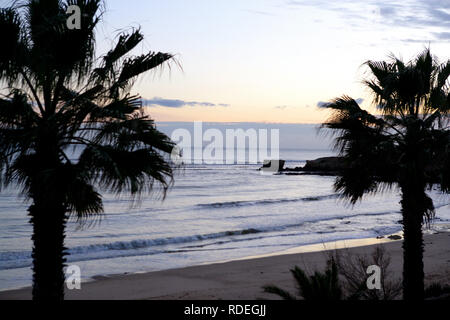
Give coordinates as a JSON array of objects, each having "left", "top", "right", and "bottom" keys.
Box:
[{"left": 100, "top": 0, "right": 450, "bottom": 124}]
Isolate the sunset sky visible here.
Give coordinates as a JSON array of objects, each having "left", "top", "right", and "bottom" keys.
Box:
[{"left": 80, "top": 1, "right": 450, "bottom": 123}]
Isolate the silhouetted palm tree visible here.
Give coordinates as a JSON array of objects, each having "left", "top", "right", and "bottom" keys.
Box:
[
  {"left": 321, "top": 49, "right": 449, "bottom": 300},
  {"left": 263, "top": 258, "right": 343, "bottom": 300},
  {"left": 0, "top": 0, "right": 177, "bottom": 300}
]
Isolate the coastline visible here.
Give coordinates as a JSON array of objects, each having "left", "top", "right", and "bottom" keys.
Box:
[{"left": 1, "top": 230, "right": 449, "bottom": 300}]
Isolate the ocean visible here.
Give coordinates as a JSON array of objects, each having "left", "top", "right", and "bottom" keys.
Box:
[{"left": 0, "top": 133, "right": 449, "bottom": 291}]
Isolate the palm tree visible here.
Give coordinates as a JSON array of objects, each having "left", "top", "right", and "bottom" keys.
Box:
[
  {"left": 0, "top": 0, "right": 177, "bottom": 300},
  {"left": 320, "top": 49, "right": 450, "bottom": 300},
  {"left": 263, "top": 258, "right": 343, "bottom": 300}
]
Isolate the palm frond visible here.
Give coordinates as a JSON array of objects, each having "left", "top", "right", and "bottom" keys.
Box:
[
  {"left": 436, "top": 60, "right": 450, "bottom": 89},
  {"left": 110, "top": 52, "right": 173, "bottom": 97},
  {"left": 262, "top": 285, "right": 296, "bottom": 300},
  {"left": 264, "top": 259, "right": 343, "bottom": 300},
  {"left": 0, "top": 91, "right": 39, "bottom": 127},
  {"left": 0, "top": 7, "right": 29, "bottom": 85},
  {"left": 93, "top": 28, "right": 144, "bottom": 82},
  {"left": 78, "top": 145, "right": 174, "bottom": 198},
  {"left": 0, "top": 1, "right": 178, "bottom": 221}
]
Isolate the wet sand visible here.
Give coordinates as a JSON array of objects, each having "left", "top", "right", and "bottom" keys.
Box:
[{"left": 1, "top": 232, "right": 449, "bottom": 300}]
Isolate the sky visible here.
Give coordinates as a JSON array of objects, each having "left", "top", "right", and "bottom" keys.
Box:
[
  {"left": 155, "top": 122, "right": 334, "bottom": 151},
  {"left": 5, "top": 0, "right": 450, "bottom": 124}
]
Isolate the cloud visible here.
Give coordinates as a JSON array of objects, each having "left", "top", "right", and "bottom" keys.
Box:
[
  {"left": 317, "top": 98, "right": 364, "bottom": 108},
  {"left": 142, "top": 97, "right": 229, "bottom": 108},
  {"left": 379, "top": 5, "right": 396, "bottom": 18},
  {"left": 434, "top": 32, "right": 450, "bottom": 40},
  {"left": 284, "top": 0, "right": 450, "bottom": 42},
  {"left": 274, "top": 105, "right": 312, "bottom": 109},
  {"left": 401, "top": 38, "right": 435, "bottom": 43},
  {"left": 245, "top": 9, "right": 276, "bottom": 17}
]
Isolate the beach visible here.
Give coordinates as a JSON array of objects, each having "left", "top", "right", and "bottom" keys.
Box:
[
  {"left": 2, "top": 152, "right": 449, "bottom": 292},
  {"left": 1, "top": 232, "right": 448, "bottom": 300}
]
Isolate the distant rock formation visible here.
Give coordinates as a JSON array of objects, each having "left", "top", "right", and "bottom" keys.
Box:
[
  {"left": 260, "top": 155, "right": 446, "bottom": 182},
  {"left": 281, "top": 157, "right": 348, "bottom": 175},
  {"left": 258, "top": 157, "right": 348, "bottom": 175},
  {"left": 303, "top": 157, "right": 347, "bottom": 172}
]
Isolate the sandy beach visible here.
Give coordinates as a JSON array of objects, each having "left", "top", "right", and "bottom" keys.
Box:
[{"left": 1, "top": 232, "right": 449, "bottom": 300}]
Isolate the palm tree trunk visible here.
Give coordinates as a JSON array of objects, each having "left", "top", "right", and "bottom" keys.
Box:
[
  {"left": 27, "top": 126, "right": 69, "bottom": 300},
  {"left": 400, "top": 185, "right": 425, "bottom": 300},
  {"left": 29, "top": 202, "right": 67, "bottom": 300}
]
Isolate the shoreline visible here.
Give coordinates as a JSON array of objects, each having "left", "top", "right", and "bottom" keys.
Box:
[
  {"left": 0, "top": 230, "right": 405, "bottom": 293},
  {"left": 0, "top": 230, "right": 404, "bottom": 293},
  {"left": 211, "top": 232, "right": 405, "bottom": 263},
  {"left": 1, "top": 230, "right": 449, "bottom": 300}
]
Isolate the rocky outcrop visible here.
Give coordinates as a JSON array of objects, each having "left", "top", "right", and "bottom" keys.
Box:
[
  {"left": 302, "top": 157, "right": 348, "bottom": 172},
  {"left": 261, "top": 154, "right": 446, "bottom": 182},
  {"left": 258, "top": 157, "right": 348, "bottom": 175},
  {"left": 281, "top": 157, "right": 348, "bottom": 175}
]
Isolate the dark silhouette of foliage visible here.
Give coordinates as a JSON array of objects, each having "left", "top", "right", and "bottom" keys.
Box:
[
  {"left": 320, "top": 49, "right": 450, "bottom": 300},
  {"left": 334, "top": 246, "right": 402, "bottom": 300},
  {"left": 0, "top": 0, "right": 177, "bottom": 300},
  {"left": 263, "top": 247, "right": 402, "bottom": 300},
  {"left": 263, "top": 258, "right": 343, "bottom": 300},
  {"left": 425, "top": 282, "right": 450, "bottom": 300}
]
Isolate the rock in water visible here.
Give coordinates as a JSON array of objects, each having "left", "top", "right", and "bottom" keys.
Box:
[{"left": 302, "top": 157, "right": 348, "bottom": 172}]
